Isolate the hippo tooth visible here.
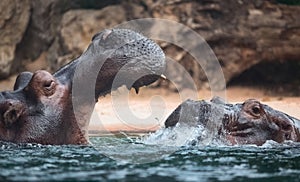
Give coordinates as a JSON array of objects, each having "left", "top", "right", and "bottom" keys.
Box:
[
  {"left": 134, "top": 87, "right": 139, "bottom": 94},
  {"left": 160, "top": 74, "right": 167, "bottom": 79}
]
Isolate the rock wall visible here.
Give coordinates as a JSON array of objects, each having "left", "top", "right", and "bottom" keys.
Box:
[
  {"left": 147, "top": 0, "right": 300, "bottom": 89},
  {"left": 47, "top": 5, "right": 127, "bottom": 70},
  {"left": 0, "top": 0, "right": 30, "bottom": 79},
  {"left": 0, "top": 0, "right": 300, "bottom": 91}
]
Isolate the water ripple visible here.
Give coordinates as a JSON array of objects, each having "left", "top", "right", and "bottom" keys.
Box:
[{"left": 1, "top": 138, "right": 300, "bottom": 181}]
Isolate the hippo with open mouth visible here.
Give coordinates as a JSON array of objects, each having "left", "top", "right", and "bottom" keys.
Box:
[
  {"left": 165, "top": 97, "right": 300, "bottom": 146},
  {"left": 0, "top": 29, "right": 165, "bottom": 145}
]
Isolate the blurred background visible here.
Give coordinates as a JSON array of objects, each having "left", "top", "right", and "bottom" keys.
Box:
[{"left": 0, "top": 0, "right": 300, "bottom": 96}]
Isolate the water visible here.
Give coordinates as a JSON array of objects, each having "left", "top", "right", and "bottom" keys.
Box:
[{"left": 1, "top": 133, "right": 300, "bottom": 181}]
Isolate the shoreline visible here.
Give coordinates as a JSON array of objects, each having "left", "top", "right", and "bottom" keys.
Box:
[{"left": 89, "top": 86, "right": 300, "bottom": 132}]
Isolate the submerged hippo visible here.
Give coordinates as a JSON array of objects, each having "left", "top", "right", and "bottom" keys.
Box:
[
  {"left": 0, "top": 29, "right": 165, "bottom": 145},
  {"left": 165, "top": 98, "right": 300, "bottom": 146}
]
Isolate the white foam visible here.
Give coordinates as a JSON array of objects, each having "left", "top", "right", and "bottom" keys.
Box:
[{"left": 139, "top": 123, "right": 224, "bottom": 147}]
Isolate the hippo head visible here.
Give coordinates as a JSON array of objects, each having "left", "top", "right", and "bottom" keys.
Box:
[
  {"left": 165, "top": 98, "right": 300, "bottom": 146},
  {"left": 0, "top": 29, "right": 165, "bottom": 145}
]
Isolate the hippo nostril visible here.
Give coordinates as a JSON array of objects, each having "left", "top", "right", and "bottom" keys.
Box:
[
  {"left": 0, "top": 100, "right": 24, "bottom": 128},
  {"left": 3, "top": 108, "right": 19, "bottom": 128},
  {"left": 5, "top": 109, "right": 16, "bottom": 120}
]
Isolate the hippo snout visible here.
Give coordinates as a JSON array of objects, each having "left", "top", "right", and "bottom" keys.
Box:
[{"left": 0, "top": 99, "right": 25, "bottom": 128}]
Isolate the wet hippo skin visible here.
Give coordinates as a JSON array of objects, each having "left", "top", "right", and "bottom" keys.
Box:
[
  {"left": 165, "top": 97, "right": 300, "bottom": 146},
  {"left": 0, "top": 29, "right": 166, "bottom": 145}
]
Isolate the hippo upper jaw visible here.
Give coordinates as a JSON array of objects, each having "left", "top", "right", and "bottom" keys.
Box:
[
  {"left": 55, "top": 29, "right": 166, "bottom": 100},
  {"left": 93, "top": 29, "right": 165, "bottom": 96}
]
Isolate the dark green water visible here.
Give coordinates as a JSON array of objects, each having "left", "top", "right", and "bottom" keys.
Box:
[{"left": 1, "top": 136, "right": 300, "bottom": 181}]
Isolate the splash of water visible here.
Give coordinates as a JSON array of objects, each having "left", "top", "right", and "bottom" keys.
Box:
[
  {"left": 139, "top": 123, "right": 300, "bottom": 148},
  {"left": 139, "top": 123, "right": 225, "bottom": 147}
]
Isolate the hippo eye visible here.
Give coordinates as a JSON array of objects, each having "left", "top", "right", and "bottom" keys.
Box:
[
  {"left": 251, "top": 106, "right": 261, "bottom": 116},
  {"left": 42, "top": 80, "right": 56, "bottom": 96},
  {"left": 43, "top": 80, "right": 54, "bottom": 89},
  {"left": 243, "top": 99, "right": 264, "bottom": 118}
]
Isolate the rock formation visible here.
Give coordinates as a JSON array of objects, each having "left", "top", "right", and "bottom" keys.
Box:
[{"left": 0, "top": 0, "right": 299, "bottom": 92}]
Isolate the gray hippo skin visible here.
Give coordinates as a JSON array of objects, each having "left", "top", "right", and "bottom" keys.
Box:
[
  {"left": 165, "top": 98, "right": 300, "bottom": 146},
  {"left": 0, "top": 29, "right": 165, "bottom": 145}
]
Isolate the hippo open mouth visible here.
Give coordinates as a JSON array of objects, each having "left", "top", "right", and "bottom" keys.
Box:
[
  {"left": 0, "top": 29, "right": 166, "bottom": 145},
  {"left": 165, "top": 98, "right": 300, "bottom": 146}
]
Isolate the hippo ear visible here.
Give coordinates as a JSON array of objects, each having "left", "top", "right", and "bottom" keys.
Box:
[{"left": 13, "top": 72, "right": 33, "bottom": 91}]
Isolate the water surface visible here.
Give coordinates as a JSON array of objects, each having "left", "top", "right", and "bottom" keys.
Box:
[{"left": 1, "top": 134, "right": 300, "bottom": 181}]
